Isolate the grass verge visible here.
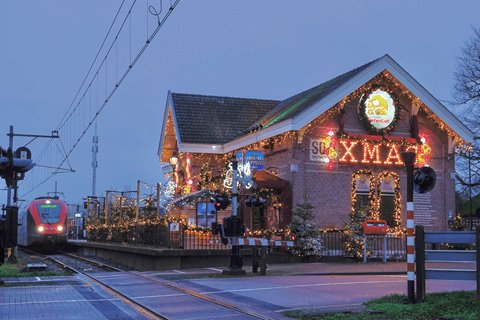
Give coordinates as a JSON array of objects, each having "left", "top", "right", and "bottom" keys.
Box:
[
  {"left": 0, "top": 261, "right": 71, "bottom": 278},
  {"left": 285, "top": 291, "right": 480, "bottom": 320}
]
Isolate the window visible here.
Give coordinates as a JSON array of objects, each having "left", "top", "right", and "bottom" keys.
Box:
[
  {"left": 380, "top": 193, "right": 395, "bottom": 227},
  {"left": 196, "top": 202, "right": 217, "bottom": 227}
]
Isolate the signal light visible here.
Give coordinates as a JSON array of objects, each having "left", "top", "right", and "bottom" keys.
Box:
[
  {"left": 38, "top": 226, "right": 45, "bottom": 233},
  {"left": 414, "top": 166, "right": 436, "bottom": 194},
  {"left": 57, "top": 225, "right": 64, "bottom": 232},
  {"left": 213, "top": 194, "right": 229, "bottom": 210}
]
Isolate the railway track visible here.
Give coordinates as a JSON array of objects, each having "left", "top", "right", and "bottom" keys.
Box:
[{"left": 18, "top": 248, "right": 275, "bottom": 319}]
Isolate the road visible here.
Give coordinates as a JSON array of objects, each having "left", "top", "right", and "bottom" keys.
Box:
[{"left": 1, "top": 268, "right": 476, "bottom": 319}]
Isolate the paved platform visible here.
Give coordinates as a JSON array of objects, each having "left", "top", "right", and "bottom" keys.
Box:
[
  {"left": 0, "top": 275, "right": 148, "bottom": 320},
  {"left": 1, "top": 261, "right": 476, "bottom": 319}
]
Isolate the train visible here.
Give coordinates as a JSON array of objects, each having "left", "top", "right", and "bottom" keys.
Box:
[{"left": 17, "top": 197, "right": 68, "bottom": 250}]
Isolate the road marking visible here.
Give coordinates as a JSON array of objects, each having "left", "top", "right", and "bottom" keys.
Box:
[
  {"left": 95, "top": 274, "right": 129, "bottom": 279},
  {"left": 0, "top": 297, "right": 119, "bottom": 306},
  {"left": 197, "top": 280, "right": 405, "bottom": 294},
  {"left": 5, "top": 284, "right": 85, "bottom": 289},
  {"left": 275, "top": 302, "right": 363, "bottom": 313},
  {"left": 207, "top": 268, "right": 223, "bottom": 272},
  {"left": 173, "top": 269, "right": 185, "bottom": 274},
  {"left": 133, "top": 293, "right": 186, "bottom": 299},
  {"left": 35, "top": 277, "right": 41, "bottom": 281},
  {"left": 145, "top": 272, "right": 186, "bottom": 276}
]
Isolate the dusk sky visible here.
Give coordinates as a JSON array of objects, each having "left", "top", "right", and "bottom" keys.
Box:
[{"left": 1, "top": 0, "right": 480, "bottom": 209}]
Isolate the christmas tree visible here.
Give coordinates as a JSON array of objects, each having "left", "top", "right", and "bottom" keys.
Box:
[{"left": 288, "top": 198, "right": 322, "bottom": 258}]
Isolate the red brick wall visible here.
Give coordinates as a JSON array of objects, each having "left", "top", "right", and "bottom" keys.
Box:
[
  {"left": 262, "top": 96, "right": 455, "bottom": 231},
  {"left": 184, "top": 87, "right": 456, "bottom": 232}
]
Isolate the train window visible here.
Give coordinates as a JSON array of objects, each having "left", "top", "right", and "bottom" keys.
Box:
[{"left": 36, "top": 203, "right": 62, "bottom": 223}]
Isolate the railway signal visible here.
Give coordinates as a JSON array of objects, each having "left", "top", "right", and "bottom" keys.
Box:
[
  {"left": 414, "top": 166, "right": 436, "bottom": 194},
  {"left": 213, "top": 193, "right": 229, "bottom": 210}
]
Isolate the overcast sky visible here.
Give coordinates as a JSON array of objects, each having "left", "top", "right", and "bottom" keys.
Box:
[{"left": 1, "top": 0, "right": 480, "bottom": 208}]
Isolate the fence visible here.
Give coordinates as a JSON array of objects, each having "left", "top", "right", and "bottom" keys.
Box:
[
  {"left": 87, "top": 224, "right": 406, "bottom": 259},
  {"left": 415, "top": 226, "right": 480, "bottom": 302}
]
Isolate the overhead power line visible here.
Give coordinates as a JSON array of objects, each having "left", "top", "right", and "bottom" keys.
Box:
[{"left": 21, "top": 0, "right": 181, "bottom": 198}]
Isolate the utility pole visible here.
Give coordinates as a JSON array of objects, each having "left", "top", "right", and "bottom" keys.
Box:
[
  {"left": 92, "top": 123, "right": 99, "bottom": 197},
  {"left": 223, "top": 158, "right": 246, "bottom": 275},
  {"left": 0, "top": 125, "right": 59, "bottom": 263}
]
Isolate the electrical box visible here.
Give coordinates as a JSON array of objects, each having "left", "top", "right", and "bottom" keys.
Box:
[{"left": 362, "top": 219, "right": 388, "bottom": 235}]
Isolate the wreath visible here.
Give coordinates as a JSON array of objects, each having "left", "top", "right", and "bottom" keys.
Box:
[{"left": 358, "top": 84, "right": 401, "bottom": 135}]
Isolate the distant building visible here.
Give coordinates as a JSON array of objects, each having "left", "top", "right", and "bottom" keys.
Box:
[{"left": 158, "top": 55, "right": 473, "bottom": 232}]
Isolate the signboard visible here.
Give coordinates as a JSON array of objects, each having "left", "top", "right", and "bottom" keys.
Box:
[
  {"left": 380, "top": 176, "right": 395, "bottom": 193},
  {"left": 236, "top": 150, "right": 264, "bottom": 171},
  {"left": 359, "top": 88, "right": 400, "bottom": 134},
  {"left": 355, "top": 175, "right": 371, "bottom": 193},
  {"left": 310, "top": 131, "right": 338, "bottom": 168}
]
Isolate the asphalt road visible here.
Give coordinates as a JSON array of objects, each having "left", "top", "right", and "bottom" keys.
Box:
[
  {"left": 2, "top": 269, "right": 476, "bottom": 319},
  {"left": 143, "top": 270, "right": 476, "bottom": 317}
]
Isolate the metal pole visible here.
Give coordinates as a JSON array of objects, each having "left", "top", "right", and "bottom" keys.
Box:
[
  {"left": 401, "top": 151, "right": 416, "bottom": 304},
  {"left": 104, "top": 191, "right": 110, "bottom": 223},
  {"left": 156, "top": 182, "right": 161, "bottom": 217},
  {"left": 232, "top": 160, "right": 238, "bottom": 217},
  {"left": 223, "top": 159, "right": 245, "bottom": 275},
  {"left": 136, "top": 180, "right": 140, "bottom": 221},
  {"left": 469, "top": 148, "right": 473, "bottom": 230},
  {"left": 6, "top": 126, "right": 13, "bottom": 207}
]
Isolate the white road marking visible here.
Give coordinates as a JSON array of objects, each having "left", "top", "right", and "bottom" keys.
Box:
[
  {"left": 173, "top": 269, "right": 185, "bottom": 274},
  {"left": 0, "top": 297, "right": 119, "bottom": 306},
  {"left": 207, "top": 268, "right": 223, "bottom": 272},
  {"left": 144, "top": 272, "right": 187, "bottom": 276},
  {"left": 198, "top": 280, "right": 405, "bottom": 294},
  {"left": 275, "top": 302, "right": 363, "bottom": 313},
  {"left": 35, "top": 277, "right": 41, "bottom": 281},
  {"left": 5, "top": 284, "right": 85, "bottom": 289},
  {"left": 133, "top": 293, "right": 186, "bottom": 299},
  {"left": 94, "top": 274, "right": 130, "bottom": 280}
]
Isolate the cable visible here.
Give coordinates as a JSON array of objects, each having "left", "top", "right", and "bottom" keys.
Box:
[
  {"left": 56, "top": 0, "right": 126, "bottom": 131},
  {"left": 21, "top": 0, "right": 181, "bottom": 198}
]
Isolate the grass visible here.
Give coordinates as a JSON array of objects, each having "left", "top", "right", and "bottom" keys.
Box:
[
  {"left": 285, "top": 291, "right": 480, "bottom": 320},
  {"left": 0, "top": 260, "right": 72, "bottom": 278}
]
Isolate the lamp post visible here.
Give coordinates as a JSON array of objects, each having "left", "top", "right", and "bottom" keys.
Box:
[{"left": 223, "top": 158, "right": 246, "bottom": 275}]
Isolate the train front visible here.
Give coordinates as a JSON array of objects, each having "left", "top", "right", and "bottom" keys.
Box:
[{"left": 27, "top": 198, "right": 68, "bottom": 249}]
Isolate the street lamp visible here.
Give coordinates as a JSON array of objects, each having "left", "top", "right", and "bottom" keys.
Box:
[{"left": 169, "top": 154, "right": 178, "bottom": 166}]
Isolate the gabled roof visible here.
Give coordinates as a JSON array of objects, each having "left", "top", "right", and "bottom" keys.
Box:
[
  {"left": 171, "top": 93, "right": 278, "bottom": 144},
  {"left": 248, "top": 57, "right": 380, "bottom": 132},
  {"left": 159, "top": 54, "right": 474, "bottom": 155}
]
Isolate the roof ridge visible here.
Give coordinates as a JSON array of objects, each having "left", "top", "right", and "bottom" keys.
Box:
[
  {"left": 171, "top": 92, "right": 280, "bottom": 103},
  {"left": 252, "top": 56, "right": 383, "bottom": 130}
]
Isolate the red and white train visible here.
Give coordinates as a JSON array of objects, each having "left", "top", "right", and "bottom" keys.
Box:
[{"left": 17, "top": 197, "right": 68, "bottom": 249}]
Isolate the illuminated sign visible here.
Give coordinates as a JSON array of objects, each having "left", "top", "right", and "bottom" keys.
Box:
[
  {"left": 310, "top": 130, "right": 338, "bottom": 170},
  {"left": 236, "top": 150, "right": 264, "bottom": 171},
  {"left": 40, "top": 204, "right": 58, "bottom": 209},
  {"left": 338, "top": 138, "right": 431, "bottom": 166},
  {"left": 359, "top": 88, "right": 400, "bottom": 134},
  {"left": 223, "top": 162, "right": 253, "bottom": 189},
  {"left": 310, "top": 131, "right": 338, "bottom": 163}
]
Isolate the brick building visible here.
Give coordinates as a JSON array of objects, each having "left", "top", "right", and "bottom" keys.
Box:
[{"left": 158, "top": 55, "right": 473, "bottom": 232}]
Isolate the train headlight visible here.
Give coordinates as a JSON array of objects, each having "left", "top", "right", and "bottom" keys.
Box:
[
  {"left": 38, "top": 226, "right": 45, "bottom": 233},
  {"left": 57, "top": 225, "right": 64, "bottom": 232}
]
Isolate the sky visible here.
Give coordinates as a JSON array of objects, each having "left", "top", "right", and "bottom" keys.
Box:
[{"left": 1, "top": 0, "right": 480, "bottom": 209}]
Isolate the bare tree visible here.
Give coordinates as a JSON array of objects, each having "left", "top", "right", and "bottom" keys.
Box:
[
  {"left": 454, "top": 28, "right": 480, "bottom": 108},
  {"left": 453, "top": 27, "right": 480, "bottom": 218}
]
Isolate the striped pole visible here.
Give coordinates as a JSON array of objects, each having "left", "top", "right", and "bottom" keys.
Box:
[{"left": 401, "top": 151, "right": 416, "bottom": 304}]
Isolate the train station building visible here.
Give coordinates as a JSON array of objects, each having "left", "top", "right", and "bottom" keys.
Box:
[{"left": 157, "top": 54, "right": 473, "bottom": 233}]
